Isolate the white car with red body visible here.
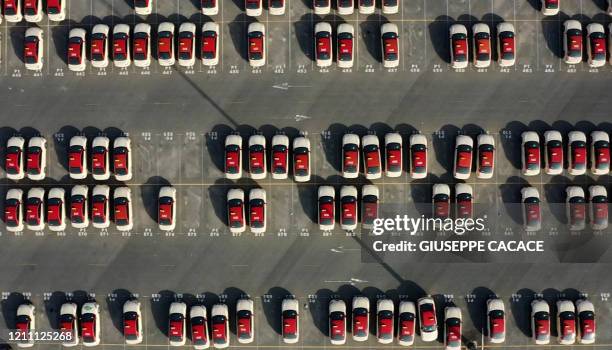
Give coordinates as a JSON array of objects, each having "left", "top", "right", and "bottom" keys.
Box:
[
  {"left": 248, "top": 22, "right": 266, "bottom": 67},
  {"left": 201, "top": 0, "right": 218, "bottom": 15},
  {"left": 476, "top": 134, "right": 495, "bottom": 179},
  {"left": 47, "top": 187, "right": 66, "bottom": 232},
  {"left": 544, "top": 130, "right": 563, "bottom": 175},
  {"left": 472, "top": 23, "right": 491, "bottom": 68},
  {"left": 337, "top": 24, "right": 354, "bottom": 68},
  {"left": 590, "top": 131, "right": 610, "bottom": 175},
  {"left": 68, "top": 136, "right": 87, "bottom": 179},
  {"left": 589, "top": 185, "right": 608, "bottom": 231},
  {"left": 329, "top": 299, "right": 346, "bottom": 345},
  {"left": 337, "top": 0, "right": 353, "bottom": 15},
  {"left": 168, "top": 302, "right": 187, "bottom": 346},
  {"left": 361, "top": 185, "right": 379, "bottom": 230},
  {"left": 16, "top": 303, "right": 35, "bottom": 348},
  {"left": 201, "top": 22, "right": 220, "bottom": 66},
  {"left": 26, "top": 136, "right": 46, "bottom": 180},
  {"left": 318, "top": 186, "right": 335, "bottom": 231},
  {"left": 133, "top": 23, "right": 151, "bottom": 67},
  {"left": 3, "top": 0, "right": 22, "bottom": 22},
  {"left": 450, "top": 24, "right": 468, "bottom": 69},
  {"left": 123, "top": 300, "right": 143, "bottom": 345},
  {"left": 24, "top": 0, "right": 42, "bottom": 23},
  {"left": 91, "top": 136, "right": 110, "bottom": 180},
  {"left": 70, "top": 185, "right": 89, "bottom": 229},
  {"left": 91, "top": 24, "right": 110, "bottom": 68},
  {"left": 24, "top": 27, "right": 43, "bottom": 71},
  {"left": 227, "top": 188, "right": 245, "bottom": 233},
  {"left": 340, "top": 186, "right": 357, "bottom": 231},
  {"left": 410, "top": 134, "right": 427, "bottom": 179},
  {"left": 245, "top": 0, "right": 262, "bottom": 16},
  {"left": 342, "top": 134, "right": 360, "bottom": 178},
  {"left": 4, "top": 189, "right": 24, "bottom": 232},
  {"left": 359, "top": 0, "right": 374, "bottom": 14},
  {"left": 92, "top": 185, "right": 110, "bottom": 229},
  {"left": 113, "top": 24, "right": 131, "bottom": 67},
  {"left": 59, "top": 302, "right": 78, "bottom": 347},
  {"left": 444, "top": 307, "right": 462, "bottom": 350},
  {"left": 269, "top": 0, "right": 285, "bottom": 15},
  {"left": 557, "top": 300, "right": 576, "bottom": 345},
  {"left": 362, "top": 135, "right": 382, "bottom": 179},
  {"left": 225, "top": 135, "right": 242, "bottom": 179},
  {"left": 190, "top": 305, "right": 209, "bottom": 349},
  {"left": 453, "top": 135, "right": 473, "bottom": 179},
  {"left": 249, "top": 135, "right": 267, "bottom": 179},
  {"left": 293, "top": 136, "right": 311, "bottom": 182},
  {"left": 26, "top": 187, "right": 44, "bottom": 231},
  {"left": 178, "top": 22, "right": 196, "bottom": 67},
  {"left": 398, "top": 301, "right": 416, "bottom": 346},
  {"left": 113, "top": 136, "right": 132, "bottom": 181},
  {"left": 455, "top": 183, "right": 473, "bottom": 219},
  {"left": 5, "top": 136, "right": 25, "bottom": 180},
  {"left": 114, "top": 187, "right": 133, "bottom": 231},
  {"left": 236, "top": 298, "right": 255, "bottom": 344},
  {"left": 81, "top": 302, "right": 101, "bottom": 347},
  {"left": 497, "top": 22, "right": 516, "bottom": 66},
  {"left": 376, "top": 299, "right": 394, "bottom": 344},
  {"left": 158, "top": 186, "right": 176, "bottom": 231},
  {"left": 566, "top": 186, "right": 586, "bottom": 231},
  {"left": 418, "top": 297, "right": 438, "bottom": 342},
  {"left": 249, "top": 188, "right": 266, "bottom": 233},
  {"left": 67, "top": 28, "right": 87, "bottom": 71},
  {"left": 313, "top": 0, "right": 330, "bottom": 14},
  {"left": 47, "top": 0, "right": 66, "bottom": 21},
  {"left": 522, "top": 131, "right": 541, "bottom": 176},
  {"left": 271, "top": 135, "right": 289, "bottom": 179},
  {"left": 567, "top": 131, "right": 587, "bottom": 175},
  {"left": 522, "top": 187, "right": 542, "bottom": 232},
  {"left": 587, "top": 23, "right": 606, "bottom": 68},
  {"left": 576, "top": 299, "right": 596, "bottom": 344},
  {"left": 542, "top": 0, "right": 559, "bottom": 15},
  {"left": 487, "top": 298, "right": 505, "bottom": 344},
  {"left": 382, "top": 0, "right": 398, "bottom": 14},
  {"left": 352, "top": 296, "right": 369, "bottom": 342},
  {"left": 157, "top": 22, "right": 175, "bottom": 66},
  {"left": 134, "top": 0, "right": 152, "bottom": 15},
  {"left": 381, "top": 23, "right": 400, "bottom": 68},
  {"left": 281, "top": 299, "right": 299, "bottom": 343},
  {"left": 315, "top": 22, "right": 332, "bottom": 67},
  {"left": 385, "top": 132, "right": 402, "bottom": 177},
  {"left": 211, "top": 304, "right": 229, "bottom": 348},
  {"left": 563, "top": 20, "right": 583, "bottom": 64},
  {"left": 432, "top": 184, "right": 450, "bottom": 219}
]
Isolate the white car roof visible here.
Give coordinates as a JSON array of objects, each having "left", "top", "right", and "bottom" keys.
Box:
[
  {"left": 69, "top": 28, "right": 87, "bottom": 38},
  {"left": 352, "top": 296, "right": 369, "bottom": 309},
  {"left": 114, "top": 23, "right": 130, "bottom": 33},
  {"left": 7, "top": 136, "right": 25, "bottom": 148},
  {"left": 590, "top": 130, "right": 609, "bottom": 142},
  {"left": 450, "top": 23, "right": 467, "bottom": 34},
  {"left": 385, "top": 132, "right": 402, "bottom": 144},
  {"left": 293, "top": 136, "right": 310, "bottom": 149},
  {"left": 362, "top": 184, "right": 379, "bottom": 197},
  {"left": 497, "top": 22, "right": 514, "bottom": 33},
  {"left": 249, "top": 188, "right": 266, "bottom": 200},
  {"left": 337, "top": 23, "right": 354, "bottom": 35},
  {"left": 60, "top": 302, "right": 78, "bottom": 315},
  {"left": 282, "top": 298, "right": 299, "bottom": 312},
  {"left": 190, "top": 305, "right": 207, "bottom": 318},
  {"left": 158, "top": 22, "right": 175, "bottom": 32},
  {"left": 169, "top": 301, "right": 187, "bottom": 314},
  {"left": 114, "top": 136, "right": 131, "bottom": 148},
  {"left": 521, "top": 131, "right": 539, "bottom": 143},
  {"left": 399, "top": 301, "right": 416, "bottom": 314},
  {"left": 487, "top": 298, "right": 504, "bottom": 311},
  {"left": 225, "top": 134, "right": 242, "bottom": 146},
  {"left": 71, "top": 185, "right": 88, "bottom": 197},
  {"left": 114, "top": 186, "right": 131, "bottom": 199},
  {"left": 82, "top": 302, "right": 99, "bottom": 314},
  {"left": 329, "top": 299, "right": 346, "bottom": 313},
  {"left": 28, "top": 187, "right": 45, "bottom": 198},
  {"left": 377, "top": 299, "right": 394, "bottom": 311},
  {"left": 123, "top": 299, "right": 140, "bottom": 313},
  {"left": 477, "top": 133, "right": 495, "bottom": 146},
  {"left": 248, "top": 134, "right": 266, "bottom": 146},
  {"left": 93, "top": 136, "right": 110, "bottom": 147},
  {"left": 70, "top": 135, "right": 87, "bottom": 146},
  {"left": 315, "top": 21, "right": 332, "bottom": 32},
  {"left": 417, "top": 296, "right": 434, "bottom": 305},
  {"left": 564, "top": 20, "right": 582, "bottom": 30},
  {"left": 237, "top": 298, "right": 254, "bottom": 311},
  {"left": 318, "top": 185, "right": 335, "bottom": 198},
  {"left": 521, "top": 187, "right": 539, "bottom": 199},
  {"left": 227, "top": 188, "right": 244, "bottom": 200},
  {"left": 456, "top": 135, "right": 473, "bottom": 146},
  {"left": 576, "top": 299, "right": 594, "bottom": 313},
  {"left": 25, "top": 27, "right": 43, "bottom": 36},
  {"left": 531, "top": 299, "right": 549, "bottom": 313},
  {"left": 93, "top": 185, "right": 110, "bottom": 196},
  {"left": 6, "top": 188, "right": 23, "bottom": 199},
  {"left": 28, "top": 136, "right": 46, "bottom": 147},
  {"left": 410, "top": 133, "right": 427, "bottom": 145},
  {"left": 433, "top": 184, "right": 450, "bottom": 196},
  {"left": 340, "top": 185, "right": 357, "bottom": 198},
  {"left": 212, "top": 303, "right": 228, "bottom": 316},
  {"left": 568, "top": 130, "right": 586, "bottom": 142},
  {"left": 566, "top": 185, "right": 585, "bottom": 198},
  {"left": 179, "top": 22, "right": 196, "bottom": 32},
  {"left": 203, "top": 22, "right": 219, "bottom": 32},
  {"left": 92, "top": 24, "right": 110, "bottom": 34},
  {"left": 543, "top": 130, "right": 562, "bottom": 142},
  {"left": 48, "top": 187, "right": 65, "bottom": 198},
  {"left": 455, "top": 183, "right": 472, "bottom": 195},
  {"left": 589, "top": 185, "right": 607, "bottom": 197},
  {"left": 134, "top": 23, "right": 151, "bottom": 33},
  {"left": 556, "top": 300, "right": 575, "bottom": 313},
  {"left": 362, "top": 134, "right": 379, "bottom": 146},
  {"left": 381, "top": 22, "right": 398, "bottom": 33},
  {"left": 159, "top": 186, "right": 176, "bottom": 198},
  {"left": 445, "top": 306, "right": 462, "bottom": 319},
  {"left": 342, "top": 133, "right": 360, "bottom": 145},
  {"left": 248, "top": 22, "right": 265, "bottom": 33},
  {"left": 472, "top": 23, "right": 490, "bottom": 33},
  {"left": 272, "top": 134, "right": 289, "bottom": 146},
  {"left": 17, "top": 304, "right": 34, "bottom": 315},
  {"left": 587, "top": 22, "right": 604, "bottom": 33}
]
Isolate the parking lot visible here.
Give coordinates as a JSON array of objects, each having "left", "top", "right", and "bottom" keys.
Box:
[
  {"left": 0, "top": 0, "right": 611, "bottom": 349},
  {"left": 3, "top": 0, "right": 612, "bottom": 76}
]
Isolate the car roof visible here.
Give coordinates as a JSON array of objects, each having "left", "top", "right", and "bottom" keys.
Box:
[
  {"left": 48, "top": 187, "right": 65, "bottom": 198},
  {"left": 362, "top": 184, "right": 379, "bottom": 197},
  {"left": 212, "top": 303, "right": 228, "bottom": 316},
  {"left": 27, "top": 187, "right": 45, "bottom": 198},
  {"left": 248, "top": 134, "right": 266, "bottom": 146},
  {"left": 25, "top": 27, "right": 43, "bottom": 36},
  {"left": 114, "top": 186, "right": 131, "bottom": 198},
  {"left": 92, "top": 24, "right": 110, "bottom": 33},
  {"left": 237, "top": 298, "right": 254, "bottom": 311},
  {"left": 282, "top": 298, "right": 299, "bottom": 311},
  {"left": 318, "top": 185, "right": 335, "bottom": 197},
  {"left": 169, "top": 301, "right": 187, "bottom": 314},
  {"left": 566, "top": 186, "right": 585, "bottom": 198},
  {"left": 113, "top": 23, "right": 130, "bottom": 33},
  {"left": 203, "top": 22, "right": 219, "bottom": 32},
  {"left": 158, "top": 22, "right": 175, "bottom": 32},
  {"left": 315, "top": 21, "right": 332, "bottom": 32},
  {"left": 190, "top": 305, "right": 207, "bottom": 318},
  {"left": 455, "top": 183, "right": 473, "bottom": 195},
  {"left": 179, "top": 22, "right": 196, "bottom": 32},
  {"left": 114, "top": 136, "right": 131, "bottom": 148},
  {"left": 342, "top": 133, "right": 360, "bottom": 144},
  {"left": 337, "top": 23, "right": 354, "bottom": 34},
  {"left": 93, "top": 185, "right": 110, "bottom": 195},
  {"left": 433, "top": 184, "right": 451, "bottom": 195},
  {"left": 271, "top": 134, "right": 289, "bottom": 146},
  {"left": 248, "top": 22, "right": 265, "bottom": 33},
  {"left": 225, "top": 134, "right": 242, "bottom": 145},
  {"left": 521, "top": 186, "right": 539, "bottom": 198},
  {"left": 472, "top": 23, "right": 490, "bottom": 33},
  {"left": 249, "top": 188, "right": 266, "bottom": 200},
  {"left": 134, "top": 23, "right": 151, "bottom": 33},
  {"left": 159, "top": 186, "right": 177, "bottom": 198},
  {"left": 227, "top": 188, "right": 244, "bottom": 200},
  {"left": 381, "top": 23, "right": 398, "bottom": 33},
  {"left": 69, "top": 27, "right": 87, "bottom": 37}
]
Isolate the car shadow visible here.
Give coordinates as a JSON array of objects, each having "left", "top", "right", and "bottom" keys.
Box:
[
  {"left": 360, "top": 14, "right": 383, "bottom": 62},
  {"left": 229, "top": 14, "right": 251, "bottom": 62},
  {"left": 105, "top": 288, "right": 134, "bottom": 334},
  {"left": 208, "top": 178, "right": 236, "bottom": 226},
  {"left": 541, "top": 11, "right": 565, "bottom": 58},
  {"left": 432, "top": 124, "right": 460, "bottom": 182},
  {"left": 52, "top": 20, "right": 78, "bottom": 65},
  {"left": 261, "top": 286, "right": 293, "bottom": 335},
  {"left": 10, "top": 26, "right": 25, "bottom": 64},
  {"left": 501, "top": 121, "right": 528, "bottom": 170},
  {"left": 428, "top": 15, "right": 453, "bottom": 63},
  {"left": 54, "top": 125, "right": 81, "bottom": 173},
  {"left": 221, "top": 287, "right": 248, "bottom": 336},
  {"left": 44, "top": 291, "right": 67, "bottom": 330},
  {"left": 499, "top": 177, "right": 531, "bottom": 225},
  {"left": 467, "top": 286, "right": 496, "bottom": 336},
  {"left": 1, "top": 292, "right": 27, "bottom": 330},
  {"left": 309, "top": 288, "right": 334, "bottom": 336},
  {"left": 510, "top": 288, "right": 536, "bottom": 337},
  {"left": 294, "top": 14, "right": 315, "bottom": 61},
  {"left": 206, "top": 124, "right": 236, "bottom": 174},
  {"left": 298, "top": 175, "right": 324, "bottom": 224},
  {"left": 542, "top": 288, "right": 560, "bottom": 337},
  {"left": 141, "top": 176, "right": 171, "bottom": 222},
  {"left": 149, "top": 290, "right": 177, "bottom": 337}
]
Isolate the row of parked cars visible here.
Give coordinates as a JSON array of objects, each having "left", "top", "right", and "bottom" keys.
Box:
[
  {"left": 5, "top": 135, "right": 132, "bottom": 181},
  {"left": 10, "top": 294, "right": 597, "bottom": 348},
  {"left": 3, "top": 185, "right": 179, "bottom": 232},
  {"left": 520, "top": 130, "right": 609, "bottom": 176}
]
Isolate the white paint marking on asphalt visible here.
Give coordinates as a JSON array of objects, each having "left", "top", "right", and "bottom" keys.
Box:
[{"left": 272, "top": 82, "right": 312, "bottom": 90}]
